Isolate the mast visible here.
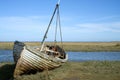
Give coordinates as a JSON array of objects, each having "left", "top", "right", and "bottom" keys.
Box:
[
  {"left": 57, "top": 0, "right": 60, "bottom": 4},
  {"left": 41, "top": 0, "right": 60, "bottom": 45}
]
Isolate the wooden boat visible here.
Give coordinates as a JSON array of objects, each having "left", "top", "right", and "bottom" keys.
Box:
[
  {"left": 13, "top": 41, "right": 67, "bottom": 77},
  {"left": 13, "top": 0, "right": 68, "bottom": 78}
]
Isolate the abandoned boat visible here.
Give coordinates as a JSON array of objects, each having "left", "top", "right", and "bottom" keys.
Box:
[{"left": 13, "top": 1, "right": 68, "bottom": 77}]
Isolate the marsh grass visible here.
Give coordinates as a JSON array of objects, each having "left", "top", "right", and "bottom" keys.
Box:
[
  {"left": 0, "top": 61, "right": 120, "bottom": 80},
  {"left": 0, "top": 42, "right": 120, "bottom": 51},
  {"left": 0, "top": 42, "right": 14, "bottom": 50},
  {"left": 62, "top": 42, "right": 120, "bottom": 52}
]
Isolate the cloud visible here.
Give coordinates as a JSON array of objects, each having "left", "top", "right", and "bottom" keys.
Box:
[
  {"left": 90, "top": 16, "right": 120, "bottom": 22},
  {"left": 0, "top": 16, "right": 69, "bottom": 41},
  {"left": 0, "top": 16, "right": 51, "bottom": 41},
  {"left": 0, "top": 16, "right": 120, "bottom": 41},
  {"left": 0, "top": 16, "right": 50, "bottom": 30},
  {"left": 77, "top": 22, "right": 120, "bottom": 33}
]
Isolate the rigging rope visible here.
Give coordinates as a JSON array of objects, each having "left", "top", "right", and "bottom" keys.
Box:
[
  {"left": 41, "top": 0, "right": 63, "bottom": 51},
  {"left": 54, "top": 6, "right": 63, "bottom": 48},
  {"left": 58, "top": 7, "right": 63, "bottom": 48},
  {"left": 54, "top": 5, "right": 59, "bottom": 45},
  {"left": 41, "top": 4, "right": 59, "bottom": 45}
]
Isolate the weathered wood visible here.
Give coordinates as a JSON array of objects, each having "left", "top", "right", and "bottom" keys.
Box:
[{"left": 13, "top": 41, "right": 68, "bottom": 78}]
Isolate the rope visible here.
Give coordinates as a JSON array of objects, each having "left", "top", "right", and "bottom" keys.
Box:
[
  {"left": 54, "top": 10, "right": 58, "bottom": 45},
  {"left": 58, "top": 7, "right": 63, "bottom": 49},
  {"left": 41, "top": 4, "right": 59, "bottom": 46},
  {"left": 41, "top": 0, "right": 62, "bottom": 80},
  {"left": 54, "top": 5, "right": 59, "bottom": 46},
  {"left": 54, "top": 5, "right": 63, "bottom": 48}
]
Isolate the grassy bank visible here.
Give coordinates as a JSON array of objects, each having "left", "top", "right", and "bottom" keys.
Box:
[
  {"left": 0, "top": 42, "right": 120, "bottom": 51},
  {"left": 0, "top": 61, "right": 120, "bottom": 80}
]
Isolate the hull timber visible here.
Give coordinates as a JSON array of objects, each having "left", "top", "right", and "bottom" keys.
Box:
[{"left": 13, "top": 41, "right": 68, "bottom": 77}]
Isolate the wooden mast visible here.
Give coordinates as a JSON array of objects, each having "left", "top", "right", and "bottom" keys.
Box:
[{"left": 40, "top": 0, "right": 61, "bottom": 51}]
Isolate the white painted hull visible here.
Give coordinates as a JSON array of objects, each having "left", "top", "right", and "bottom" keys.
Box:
[{"left": 13, "top": 43, "right": 68, "bottom": 77}]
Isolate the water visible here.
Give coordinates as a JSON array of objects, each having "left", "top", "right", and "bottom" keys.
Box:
[
  {"left": 0, "top": 50, "right": 120, "bottom": 62},
  {"left": 68, "top": 52, "right": 120, "bottom": 61},
  {"left": 0, "top": 50, "right": 14, "bottom": 62}
]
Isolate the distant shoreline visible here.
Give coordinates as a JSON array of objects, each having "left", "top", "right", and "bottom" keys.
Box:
[{"left": 0, "top": 42, "right": 120, "bottom": 52}]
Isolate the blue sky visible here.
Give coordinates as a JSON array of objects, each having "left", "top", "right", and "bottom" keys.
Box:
[{"left": 0, "top": 0, "right": 120, "bottom": 42}]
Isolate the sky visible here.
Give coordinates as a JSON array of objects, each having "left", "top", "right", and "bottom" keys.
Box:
[{"left": 0, "top": 0, "right": 120, "bottom": 42}]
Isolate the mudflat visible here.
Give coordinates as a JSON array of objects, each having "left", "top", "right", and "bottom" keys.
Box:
[{"left": 0, "top": 61, "right": 120, "bottom": 80}]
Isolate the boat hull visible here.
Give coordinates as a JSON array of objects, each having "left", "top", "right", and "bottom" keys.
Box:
[
  {"left": 13, "top": 41, "right": 67, "bottom": 77},
  {"left": 14, "top": 47, "right": 62, "bottom": 77}
]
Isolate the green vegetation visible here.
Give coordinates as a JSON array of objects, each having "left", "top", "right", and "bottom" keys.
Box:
[
  {"left": 0, "top": 61, "right": 120, "bottom": 80},
  {"left": 0, "top": 42, "right": 120, "bottom": 51}
]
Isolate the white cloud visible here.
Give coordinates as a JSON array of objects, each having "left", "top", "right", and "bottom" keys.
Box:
[
  {"left": 0, "top": 16, "right": 120, "bottom": 41},
  {"left": 0, "top": 16, "right": 51, "bottom": 41},
  {"left": 77, "top": 22, "right": 120, "bottom": 32},
  {"left": 0, "top": 16, "right": 49, "bottom": 31},
  {"left": 0, "top": 16, "right": 69, "bottom": 41},
  {"left": 90, "top": 16, "right": 120, "bottom": 21}
]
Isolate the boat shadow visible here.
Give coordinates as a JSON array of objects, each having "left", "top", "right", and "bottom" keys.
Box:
[
  {"left": 0, "top": 63, "right": 15, "bottom": 80},
  {"left": 0, "top": 63, "right": 44, "bottom": 80}
]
